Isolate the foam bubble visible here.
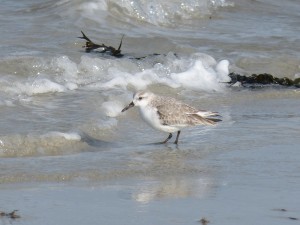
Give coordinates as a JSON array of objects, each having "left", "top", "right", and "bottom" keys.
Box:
[
  {"left": 53, "top": 56, "right": 78, "bottom": 80},
  {"left": 101, "top": 101, "right": 124, "bottom": 117},
  {"left": 100, "top": 69, "right": 168, "bottom": 91},
  {"left": 80, "top": 0, "right": 107, "bottom": 12},
  {"left": 77, "top": 0, "right": 108, "bottom": 21},
  {"left": 21, "top": 78, "right": 67, "bottom": 95},
  {"left": 294, "top": 73, "right": 300, "bottom": 79},
  {"left": 42, "top": 132, "right": 82, "bottom": 141},
  {"left": 216, "top": 60, "right": 230, "bottom": 82},
  {"left": 65, "top": 82, "right": 78, "bottom": 90},
  {"left": 171, "top": 60, "right": 223, "bottom": 91}
]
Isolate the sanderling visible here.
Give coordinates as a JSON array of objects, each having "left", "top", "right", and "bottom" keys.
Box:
[{"left": 121, "top": 91, "right": 221, "bottom": 144}]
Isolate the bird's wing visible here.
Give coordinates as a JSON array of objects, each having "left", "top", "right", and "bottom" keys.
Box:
[
  {"left": 156, "top": 102, "right": 197, "bottom": 126},
  {"left": 157, "top": 102, "right": 220, "bottom": 126}
]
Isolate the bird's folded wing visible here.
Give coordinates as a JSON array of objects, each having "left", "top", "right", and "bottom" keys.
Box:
[
  {"left": 156, "top": 103, "right": 197, "bottom": 126},
  {"left": 157, "top": 103, "right": 221, "bottom": 126}
]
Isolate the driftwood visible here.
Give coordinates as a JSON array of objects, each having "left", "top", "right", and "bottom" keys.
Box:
[{"left": 78, "top": 31, "right": 124, "bottom": 57}]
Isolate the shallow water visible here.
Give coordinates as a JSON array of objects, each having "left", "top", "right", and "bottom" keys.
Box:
[{"left": 1, "top": 0, "right": 300, "bottom": 224}]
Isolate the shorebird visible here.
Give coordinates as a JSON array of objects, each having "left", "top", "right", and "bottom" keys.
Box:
[{"left": 121, "top": 91, "right": 221, "bottom": 144}]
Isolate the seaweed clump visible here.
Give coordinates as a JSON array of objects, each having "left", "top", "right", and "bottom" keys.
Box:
[
  {"left": 228, "top": 72, "right": 300, "bottom": 88},
  {"left": 77, "top": 31, "right": 167, "bottom": 60},
  {"left": 0, "top": 210, "right": 21, "bottom": 219},
  {"left": 78, "top": 31, "right": 124, "bottom": 57}
]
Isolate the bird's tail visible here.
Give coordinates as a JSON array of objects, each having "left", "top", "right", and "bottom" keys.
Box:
[
  {"left": 189, "top": 111, "right": 222, "bottom": 125},
  {"left": 196, "top": 110, "right": 220, "bottom": 117},
  {"left": 205, "top": 117, "right": 222, "bottom": 124}
]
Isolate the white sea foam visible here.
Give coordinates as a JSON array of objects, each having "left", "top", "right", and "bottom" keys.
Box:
[
  {"left": 1, "top": 52, "right": 229, "bottom": 99},
  {"left": 98, "top": 69, "right": 171, "bottom": 91},
  {"left": 101, "top": 101, "right": 124, "bottom": 117},
  {"left": 216, "top": 60, "right": 230, "bottom": 82},
  {"left": 0, "top": 55, "right": 82, "bottom": 97},
  {"left": 76, "top": 0, "right": 108, "bottom": 21},
  {"left": 294, "top": 73, "right": 300, "bottom": 79},
  {"left": 79, "top": 0, "right": 108, "bottom": 13},
  {"left": 42, "top": 131, "right": 82, "bottom": 141},
  {"left": 53, "top": 56, "right": 78, "bottom": 79},
  {"left": 1, "top": 78, "right": 65, "bottom": 96},
  {"left": 65, "top": 82, "right": 78, "bottom": 90},
  {"left": 170, "top": 60, "right": 228, "bottom": 92},
  {"left": 78, "top": 53, "right": 229, "bottom": 92},
  {"left": 25, "top": 79, "right": 67, "bottom": 95}
]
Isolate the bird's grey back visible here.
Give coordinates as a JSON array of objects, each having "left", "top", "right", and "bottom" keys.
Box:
[
  {"left": 150, "top": 95, "right": 221, "bottom": 126},
  {"left": 150, "top": 95, "right": 197, "bottom": 112}
]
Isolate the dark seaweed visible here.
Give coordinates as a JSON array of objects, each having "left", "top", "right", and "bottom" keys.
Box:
[
  {"left": 0, "top": 210, "right": 21, "bottom": 219},
  {"left": 78, "top": 31, "right": 124, "bottom": 57},
  {"left": 227, "top": 72, "right": 300, "bottom": 88}
]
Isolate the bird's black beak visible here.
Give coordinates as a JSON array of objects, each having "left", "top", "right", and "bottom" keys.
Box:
[{"left": 121, "top": 102, "right": 134, "bottom": 112}]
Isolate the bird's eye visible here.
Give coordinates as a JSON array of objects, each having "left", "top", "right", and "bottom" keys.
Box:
[{"left": 138, "top": 97, "right": 143, "bottom": 100}]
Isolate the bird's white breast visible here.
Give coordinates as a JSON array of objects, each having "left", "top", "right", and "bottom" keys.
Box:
[{"left": 139, "top": 106, "right": 179, "bottom": 133}]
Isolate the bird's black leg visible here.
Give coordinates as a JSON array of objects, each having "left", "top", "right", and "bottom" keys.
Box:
[
  {"left": 174, "top": 131, "right": 181, "bottom": 144},
  {"left": 161, "top": 133, "right": 172, "bottom": 144}
]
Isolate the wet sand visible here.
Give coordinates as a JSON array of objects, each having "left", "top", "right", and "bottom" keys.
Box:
[{"left": 1, "top": 143, "right": 299, "bottom": 225}]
